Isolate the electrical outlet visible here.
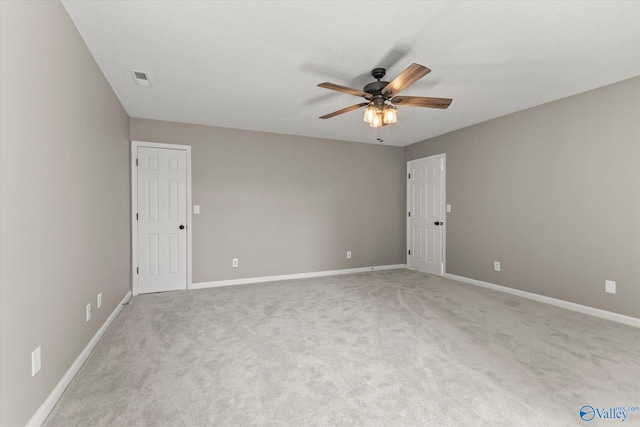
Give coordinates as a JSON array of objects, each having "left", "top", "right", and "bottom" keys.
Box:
[
  {"left": 232, "top": 258, "right": 238, "bottom": 267},
  {"left": 86, "top": 303, "right": 92, "bottom": 321},
  {"left": 605, "top": 280, "right": 616, "bottom": 294},
  {"left": 494, "top": 261, "right": 501, "bottom": 272},
  {"left": 31, "top": 346, "right": 41, "bottom": 376},
  {"left": 347, "top": 251, "right": 352, "bottom": 259},
  {"left": 97, "top": 293, "right": 102, "bottom": 309}
]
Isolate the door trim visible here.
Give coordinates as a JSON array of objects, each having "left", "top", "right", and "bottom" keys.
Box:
[
  {"left": 406, "top": 153, "right": 446, "bottom": 276},
  {"left": 131, "top": 140, "right": 192, "bottom": 296}
]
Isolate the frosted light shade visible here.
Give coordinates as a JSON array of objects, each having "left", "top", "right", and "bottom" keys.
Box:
[
  {"left": 383, "top": 105, "right": 397, "bottom": 124},
  {"left": 363, "top": 105, "right": 377, "bottom": 123},
  {"left": 370, "top": 113, "right": 383, "bottom": 128}
]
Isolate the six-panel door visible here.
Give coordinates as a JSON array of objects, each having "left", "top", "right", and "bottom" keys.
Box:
[
  {"left": 137, "top": 147, "right": 188, "bottom": 293},
  {"left": 408, "top": 155, "right": 444, "bottom": 275}
]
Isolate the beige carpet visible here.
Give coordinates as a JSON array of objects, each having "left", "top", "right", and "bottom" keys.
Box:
[{"left": 44, "top": 270, "right": 640, "bottom": 426}]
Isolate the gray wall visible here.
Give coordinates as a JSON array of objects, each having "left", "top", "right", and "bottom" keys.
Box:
[
  {"left": 130, "top": 119, "right": 406, "bottom": 283},
  {"left": 405, "top": 76, "right": 640, "bottom": 318},
  {"left": 0, "top": 2, "right": 131, "bottom": 426}
]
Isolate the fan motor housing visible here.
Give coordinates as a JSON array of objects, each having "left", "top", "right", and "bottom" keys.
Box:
[
  {"left": 363, "top": 80, "right": 390, "bottom": 97},
  {"left": 364, "top": 67, "right": 391, "bottom": 98}
]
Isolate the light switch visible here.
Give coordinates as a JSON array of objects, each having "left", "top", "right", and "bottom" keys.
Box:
[
  {"left": 193, "top": 205, "right": 200, "bottom": 214},
  {"left": 32, "top": 346, "right": 41, "bottom": 376},
  {"left": 605, "top": 280, "right": 616, "bottom": 294},
  {"left": 446, "top": 204, "right": 451, "bottom": 213}
]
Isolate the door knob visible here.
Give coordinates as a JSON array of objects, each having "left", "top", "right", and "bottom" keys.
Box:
[
  {"left": 434, "top": 221, "right": 443, "bottom": 226},
  {"left": 179, "top": 225, "right": 185, "bottom": 230}
]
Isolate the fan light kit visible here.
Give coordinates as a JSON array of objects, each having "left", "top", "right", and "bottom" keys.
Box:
[
  {"left": 364, "top": 102, "right": 396, "bottom": 128},
  {"left": 318, "top": 64, "right": 452, "bottom": 127}
]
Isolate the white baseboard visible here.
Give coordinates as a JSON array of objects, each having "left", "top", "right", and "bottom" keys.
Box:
[
  {"left": 26, "top": 290, "right": 132, "bottom": 427},
  {"left": 191, "top": 264, "right": 408, "bottom": 290},
  {"left": 444, "top": 273, "right": 640, "bottom": 329}
]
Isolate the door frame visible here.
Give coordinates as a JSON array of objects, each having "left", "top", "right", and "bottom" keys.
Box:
[
  {"left": 131, "top": 140, "right": 192, "bottom": 296},
  {"left": 406, "top": 153, "right": 446, "bottom": 276}
]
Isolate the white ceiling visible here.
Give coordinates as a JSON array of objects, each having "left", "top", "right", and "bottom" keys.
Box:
[{"left": 61, "top": 1, "right": 640, "bottom": 147}]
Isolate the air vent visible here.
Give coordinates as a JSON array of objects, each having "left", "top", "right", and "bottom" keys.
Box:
[{"left": 131, "top": 69, "right": 151, "bottom": 87}]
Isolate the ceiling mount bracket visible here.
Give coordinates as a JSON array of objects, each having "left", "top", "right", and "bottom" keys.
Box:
[{"left": 371, "top": 68, "right": 386, "bottom": 80}]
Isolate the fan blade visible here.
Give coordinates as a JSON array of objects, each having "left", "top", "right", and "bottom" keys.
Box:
[
  {"left": 382, "top": 63, "right": 431, "bottom": 97},
  {"left": 378, "top": 44, "right": 411, "bottom": 71},
  {"left": 319, "top": 103, "right": 369, "bottom": 119},
  {"left": 318, "top": 82, "right": 372, "bottom": 100},
  {"left": 391, "top": 96, "right": 452, "bottom": 109},
  {"left": 353, "top": 44, "right": 412, "bottom": 82}
]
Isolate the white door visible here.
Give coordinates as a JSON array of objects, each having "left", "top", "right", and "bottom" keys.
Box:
[
  {"left": 407, "top": 155, "right": 445, "bottom": 275},
  {"left": 137, "top": 146, "right": 188, "bottom": 293}
]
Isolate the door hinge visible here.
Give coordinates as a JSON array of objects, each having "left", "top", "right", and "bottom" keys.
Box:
[
  {"left": 408, "top": 173, "right": 411, "bottom": 179},
  {"left": 408, "top": 249, "right": 411, "bottom": 255},
  {"left": 136, "top": 158, "right": 138, "bottom": 166},
  {"left": 408, "top": 211, "right": 411, "bottom": 217},
  {"left": 136, "top": 213, "right": 138, "bottom": 220},
  {"left": 136, "top": 267, "right": 139, "bottom": 275}
]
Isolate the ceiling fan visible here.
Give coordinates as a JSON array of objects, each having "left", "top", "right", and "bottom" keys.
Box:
[{"left": 318, "top": 63, "right": 452, "bottom": 127}]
